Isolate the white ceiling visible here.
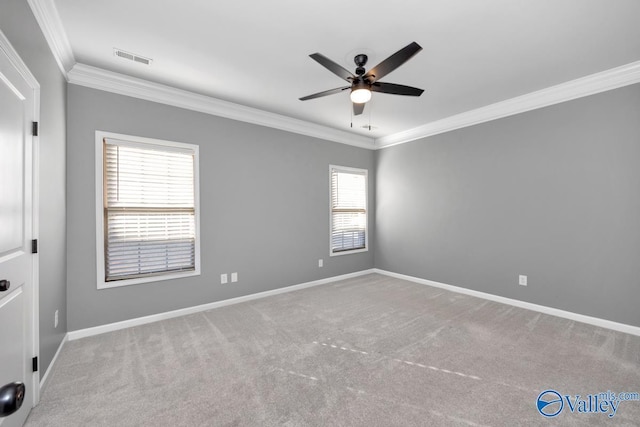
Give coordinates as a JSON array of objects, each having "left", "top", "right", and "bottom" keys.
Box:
[{"left": 48, "top": 0, "right": 640, "bottom": 140}]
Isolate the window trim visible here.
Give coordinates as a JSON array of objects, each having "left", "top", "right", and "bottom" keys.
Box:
[
  {"left": 329, "top": 164, "right": 368, "bottom": 257},
  {"left": 95, "top": 130, "right": 201, "bottom": 289}
]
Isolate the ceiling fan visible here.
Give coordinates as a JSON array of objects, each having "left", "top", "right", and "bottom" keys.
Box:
[{"left": 299, "top": 41, "right": 424, "bottom": 115}]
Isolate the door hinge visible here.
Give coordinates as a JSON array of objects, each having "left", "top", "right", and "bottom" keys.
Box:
[
  {"left": 31, "top": 239, "right": 38, "bottom": 254},
  {"left": 32, "top": 121, "right": 38, "bottom": 136},
  {"left": 32, "top": 357, "right": 38, "bottom": 372}
]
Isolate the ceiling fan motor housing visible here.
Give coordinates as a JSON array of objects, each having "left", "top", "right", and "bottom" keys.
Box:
[{"left": 352, "top": 80, "right": 369, "bottom": 91}]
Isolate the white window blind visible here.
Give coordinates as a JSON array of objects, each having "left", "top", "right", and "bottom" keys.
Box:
[
  {"left": 103, "top": 138, "right": 196, "bottom": 281},
  {"left": 330, "top": 166, "right": 367, "bottom": 254}
]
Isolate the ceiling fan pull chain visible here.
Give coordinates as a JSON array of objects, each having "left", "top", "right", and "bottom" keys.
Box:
[{"left": 350, "top": 103, "right": 353, "bottom": 128}]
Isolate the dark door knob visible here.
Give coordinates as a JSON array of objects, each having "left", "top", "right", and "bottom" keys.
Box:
[
  {"left": 0, "top": 382, "right": 25, "bottom": 417},
  {"left": 0, "top": 280, "right": 9, "bottom": 292}
]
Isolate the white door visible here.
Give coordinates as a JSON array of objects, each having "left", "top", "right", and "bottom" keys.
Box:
[{"left": 0, "top": 31, "right": 37, "bottom": 427}]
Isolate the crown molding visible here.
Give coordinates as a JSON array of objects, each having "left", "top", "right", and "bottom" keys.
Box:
[
  {"left": 26, "top": 0, "right": 372, "bottom": 148},
  {"left": 27, "top": 0, "right": 75, "bottom": 75},
  {"left": 68, "top": 64, "right": 375, "bottom": 148},
  {"left": 375, "top": 61, "right": 640, "bottom": 149},
  {"left": 26, "top": 0, "right": 639, "bottom": 150}
]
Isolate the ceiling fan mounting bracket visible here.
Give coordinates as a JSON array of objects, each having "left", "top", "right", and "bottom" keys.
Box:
[{"left": 354, "top": 54, "right": 368, "bottom": 75}]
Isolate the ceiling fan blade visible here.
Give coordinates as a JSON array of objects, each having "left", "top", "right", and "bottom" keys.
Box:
[
  {"left": 364, "top": 42, "right": 422, "bottom": 83},
  {"left": 371, "top": 82, "right": 424, "bottom": 96},
  {"left": 299, "top": 86, "right": 350, "bottom": 101},
  {"left": 309, "top": 53, "right": 355, "bottom": 82},
  {"left": 353, "top": 102, "right": 365, "bottom": 116}
]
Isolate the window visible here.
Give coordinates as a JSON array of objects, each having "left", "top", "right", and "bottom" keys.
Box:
[
  {"left": 95, "top": 131, "right": 200, "bottom": 288},
  {"left": 330, "top": 165, "right": 368, "bottom": 255}
]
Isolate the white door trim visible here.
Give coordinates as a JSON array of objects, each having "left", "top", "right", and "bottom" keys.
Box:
[{"left": 0, "top": 28, "right": 41, "bottom": 405}]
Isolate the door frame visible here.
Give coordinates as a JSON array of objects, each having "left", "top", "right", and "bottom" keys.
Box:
[{"left": 0, "top": 28, "right": 41, "bottom": 406}]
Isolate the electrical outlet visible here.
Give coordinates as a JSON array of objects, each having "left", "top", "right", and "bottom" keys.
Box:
[
  {"left": 54, "top": 310, "right": 59, "bottom": 328},
  {"left": 519, "top": 275, "right": 527, "bottom": 286},
  {"left": 221, "top": 273, "right": 228, "bottom": 284},
  {"left": 231, "top": 272, "right": 238, "bottom": 283},
  {"left": 318, "top": 259, "right": 323, "bottom": 268}
]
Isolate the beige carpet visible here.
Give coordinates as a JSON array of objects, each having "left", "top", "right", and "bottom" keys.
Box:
[{"left": 26, "top": 274, "right": 640, "bottom": 426}]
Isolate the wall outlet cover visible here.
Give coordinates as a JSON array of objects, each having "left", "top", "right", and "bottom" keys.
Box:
[
  {"left": 221, "top": 273, "right": 228, "bottom": 284},
  {"left": 519, "top": 275, "right": 527, "bottom": 286}
]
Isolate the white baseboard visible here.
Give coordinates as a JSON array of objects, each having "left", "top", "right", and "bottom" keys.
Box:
[
  {"left": 40, "top": 333, "right": 68, "bottom": 391},
  {"left": 373, "top": 269, "right": 640, "bottom": 337},
  {"left": 68, "top": 269, "right": 376, "bottom": 341},
  {"left": 67, "top": 267, "right": 640, "bottom": 341},
  {"left": 46, "top": 267, "right": 638, "bottom": 390}
]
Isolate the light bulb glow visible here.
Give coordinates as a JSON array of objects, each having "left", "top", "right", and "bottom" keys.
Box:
[{"left": 350, "top": 88, "right": 372, "bottom": 104}]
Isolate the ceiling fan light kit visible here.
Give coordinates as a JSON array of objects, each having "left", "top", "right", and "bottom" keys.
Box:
[
  {"left": 300, "top": 42, "right": 425, "bottom": 117},
  {"left": 350, "top": 83, "right": 372, "bottom": 104}
]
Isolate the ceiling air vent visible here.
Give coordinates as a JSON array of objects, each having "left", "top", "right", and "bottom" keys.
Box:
[{"left": 113, "top": 48, "right": 152, "bottom": 65}]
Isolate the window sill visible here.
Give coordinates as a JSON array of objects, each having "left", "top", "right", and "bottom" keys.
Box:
[
  {"left": 97, "top": 268, "right": 201, "bottom": 290},
  {"left": 330, "top": 247, "right": 368, "bottom": 257}
]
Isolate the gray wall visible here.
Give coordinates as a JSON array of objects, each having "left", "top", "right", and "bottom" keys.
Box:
[
  {"left": 10, "top": 0, "right": 636, "bottom": 340},
  {"left": 375, "top": 83, "right": 640, "bottom": 327},
  {"left": 0, "top": 1, "right": 68, "bottom": 373},
  {"left": 66, "top": 85, "right": 375, "bottom": 331}
]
